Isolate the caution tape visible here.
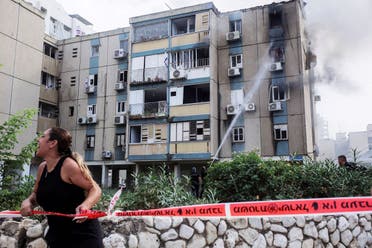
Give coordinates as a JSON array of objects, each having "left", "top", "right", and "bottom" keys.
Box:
[{"left": 1, "top": 197, "right": 372, "bottom": 219}]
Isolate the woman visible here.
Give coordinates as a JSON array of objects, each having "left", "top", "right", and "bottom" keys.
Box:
[{"left": 21, "top": 127, "right": 103, "bottom": 248}]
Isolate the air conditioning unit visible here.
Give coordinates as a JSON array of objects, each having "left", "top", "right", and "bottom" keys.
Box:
[
  {"left": 268, "top": 101, "right": 282, "bottom": 111},
  {"left": 226, "top": 31, "right": 240, "bottom": 41},
  {"left": 170, "top": 69, "right": 187, "bottom": 80},
  {"left": 245, "top": 103, "right": 256, "bottom": 112},
  {"left": 87, "top": 116, "right": 97, "bottom": 124},
  {"left": 114, "top": 49, "right": 127, "bottom": 59},
  {"left": 226, "top": 104, "right": 240, "bottom": 115},
  {"left": 114, "top": 115, "right": 125, "bottom": 125},
  {"left": 228, "top": 68, "right": 240, "bottom": 77},
  {"left": 85, "top": 85, "right": 95, "bottom": 94},
  {"left": 115, "top": 82, "right": 125, "bottom": 90},
  {"left": 78, "top": 117, "right": 86, "bottom": 125},
  {"left": 102, "top": 150, "right": 112, "bottom": 159},
  {"left": 270, "top": 62, "right": 283, "bottom": 71}
]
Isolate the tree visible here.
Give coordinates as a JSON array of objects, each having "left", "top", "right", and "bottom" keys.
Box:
[{"left": 0, "top": 109, "right": 37, "bottom": 189}]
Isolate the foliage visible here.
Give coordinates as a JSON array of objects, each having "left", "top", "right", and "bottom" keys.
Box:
[
  {"left": 205, "top": 152, "right": 372, "bottom": 203},
  {"left": 96, "top": 165, "right": 217, "bottom": 211},
  {"left": 0, "top": 176, "right": 34, "bottom": 210},
  {"left": 0, "top": 108, "right": 38, "bottom": 190}
]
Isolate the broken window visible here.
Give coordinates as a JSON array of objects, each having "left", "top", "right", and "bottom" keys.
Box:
[
  {"left": 69, "top": 106, "right": 74, "bottom": 117},
  {"left": 133, "top": 21, "right": 168, "bottom": 42},
  {"left": 170, "top": 120, "right": 210, "bottom": 142},
  {"left": 270, "top": 80, "right": 289, "bottom": 102},
  {"left": 172, "top": 16, "right": 195, "bottom": 35},
  {"left": 269, "top": 9, "right": 282, "bottom": 28},
  {"left": 171, "top": 47, "right": 209, "bottom": 69},
  {"left": 232, "top": 127, "right": 244, "bottom": 142},
  {"left": 118, "top": 70, "right": 128, "bottom": 83},
  {"left": 91, "top": 45, "right": 99, "bottom": 57},
  {"left": 229, "top": 20, "right": 242, "bottom": 33},
  {"left": 41, "top": 72, "right": 55, "bottom": 88},
  {"left": 274, "top": 124, "right": 288, "bottom": 140},
  {"left": 130, "top": 126, "right": 141, "bottom": 143},
  {"left": 183, "top": 84, "right": 210, "bottom": 104},
  {"left": 43, "top": 43, "right": 57, "bottom": 58},
  {"left": 38, "top": 102, "right": 58, "bottom": 118},
  {"left": 269, "top": 47, "right": 285, "bottom": 62}
]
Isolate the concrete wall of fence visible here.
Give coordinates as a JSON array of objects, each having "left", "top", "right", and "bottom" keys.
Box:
[{"left": 0, "top": 214, "right": 371, "bottom": 248}]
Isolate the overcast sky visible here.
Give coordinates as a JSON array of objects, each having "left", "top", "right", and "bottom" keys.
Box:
[{"left": 57, "top": 0, "right": 372, "bottom": 138}]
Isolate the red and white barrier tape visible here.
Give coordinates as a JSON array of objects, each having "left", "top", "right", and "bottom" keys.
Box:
[{"left": 1, "top": 197, "right": 372, "bottom": 219}]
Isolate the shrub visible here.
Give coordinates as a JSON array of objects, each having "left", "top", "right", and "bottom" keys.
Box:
[
  {"left": 0, "top": 176, "right": 34, "bottom": 211},
  {"left": 205, "top": 152, "right": 372, "bottom": 203}
]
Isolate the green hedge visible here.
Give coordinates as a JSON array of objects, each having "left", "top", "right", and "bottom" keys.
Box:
[{"left": 205, "top": 152, "right": 372, "bottom": 203}]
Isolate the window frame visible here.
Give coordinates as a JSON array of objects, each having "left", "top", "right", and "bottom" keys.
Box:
[
  {"left": 86, "top": 135, "right": 95, "bottom": 148},
  {"left": 230, "top": 54, "right": 243, "bottom": 68},
  {"left": 232, "top": 127, "right": 245, "bottom": 142},
  {"left": 273, "top": 124, "right": 288, "bottom": 141},
  {"left": 116, "top": 101, "right": 126, "bottom": 115},
  {"left": 230, "top": 20, "right": 242, "bottom": 33},
  {"left": 91, "top": 45, "right": 99, "bottom": 57}
]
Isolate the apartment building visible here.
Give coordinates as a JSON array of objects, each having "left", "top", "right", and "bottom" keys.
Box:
[
  {"left": 2, "top": 0, "right": 316, "bottom": 187},
  {"left": 0, "top": 0, "right": 44, "bottom": 156}
]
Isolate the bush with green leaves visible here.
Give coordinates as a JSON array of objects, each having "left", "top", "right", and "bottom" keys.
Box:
[
  {"left": 205, "top": 152, "right": 372, "bottom": 203},
  {"left": 96, "top": 166, "right": 217, "bottom": 211}
]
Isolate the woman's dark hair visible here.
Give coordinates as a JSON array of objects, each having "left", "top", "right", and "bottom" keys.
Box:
[{"left": 48, "top": 127, "right": 72, "bottom": 156}]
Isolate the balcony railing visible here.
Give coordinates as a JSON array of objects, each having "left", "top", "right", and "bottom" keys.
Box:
[
  {"left": 131, "top": 67, "right": 168, "bottom": 84},
  {"left": 130, "top": 101, "right": 167, "bottom": 118},
  {"left": 171, "top": 58, "right": 209, "bottom": 70}
]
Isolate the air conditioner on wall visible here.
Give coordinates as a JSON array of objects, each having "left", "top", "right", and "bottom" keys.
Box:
[
  {"left": 226, "top": 31, "right": 240, "bottom": 41},
  {"left": 270, "top": 62, "right": 283, "bottom": 71},
  {"left": 245, "top": 103, "right": 256, "bottom": 112},
  {"left": 87, "top": 116, "right": 97, "bottom": 124},
  {"left": 268, "top": 101, "right": 282, "bottom": 111},
  {"left": 102, "top": 150, "right": 112, "bottom": 159},
  {"left": 114, "top": 49, "right": 127, "bottom": 59},
  {"left": 115, "top": 82, "right": 125, "bottom": 90},
  {"left": 226, "top": 104, "right": 239, "bottom": 115},
  {"left": 170, "top": 69, "right": 187, "bottom": 80},
  {"left": 228, "top": 68, "right": 240, "bottom": 77},
  {"left": 114, "top": 115, "right": 125, "bottom": 124},
  {"left": 85, "top": 85, "right": 95, "bottom": 94},
  {"left": 78, "top": 117, "right": 86, "bottom": 124}
]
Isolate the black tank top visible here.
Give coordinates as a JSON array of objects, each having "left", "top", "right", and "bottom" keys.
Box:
[{"left": 36, "top": 156, "right": 103, "bottom": 247}]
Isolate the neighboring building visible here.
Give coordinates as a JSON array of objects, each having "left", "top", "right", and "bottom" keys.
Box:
[
  {"left": 367, "top": 124, "right": 372, "bottom": 150},
  {"left": 0, "top": 0, "right": 44, "bottom": 156},
  {"left": 25, "top": 0, "right": 93, "bottom": 39},
  {"left": 348, "top": 131, "right": 368, "bottom": 154},
  {"left": 2, "top": 0, "right": 317, "bottom": 187}
]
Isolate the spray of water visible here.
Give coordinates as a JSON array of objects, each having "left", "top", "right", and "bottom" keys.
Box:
[{"left": 211, "top": 46, "right": 272, "bottom": 165}]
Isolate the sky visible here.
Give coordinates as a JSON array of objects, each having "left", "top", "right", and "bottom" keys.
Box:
[{"left": 56, "top": 0, "right": 372, "bottom": 139}]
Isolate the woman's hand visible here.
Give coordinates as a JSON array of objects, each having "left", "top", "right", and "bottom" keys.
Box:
[{"left": 20, "top": 199, "right": 33, "bottom": 216}]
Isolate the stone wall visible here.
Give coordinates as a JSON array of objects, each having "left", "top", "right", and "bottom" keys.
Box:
[{"left": 0, "top": 214, "right": 371, "bottom": 247}]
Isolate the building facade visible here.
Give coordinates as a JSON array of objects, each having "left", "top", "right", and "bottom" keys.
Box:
[{"left": 1, "top": 0, "right": 316, "bottom": 187}]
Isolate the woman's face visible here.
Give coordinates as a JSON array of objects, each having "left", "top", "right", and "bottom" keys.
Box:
[{"left": 36, "top": 129, "right": 51, "bottom": 158}]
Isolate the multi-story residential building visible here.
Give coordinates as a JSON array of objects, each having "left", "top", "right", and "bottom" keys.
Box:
[
  {"left": 2, "top": 0, "right": 316, "bottom": 187},
  {"left": 26, "top": 0, "right": 93, "bottom": 39},
  {"left": 0, "top": 0, "right": 44, "bottom": 164}
]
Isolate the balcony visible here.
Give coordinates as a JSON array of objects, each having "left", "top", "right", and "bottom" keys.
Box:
[
  {"left": 131, "top": 67, "right": 168, "bottom": 85},
  {"left": 129, "top": 101, "right": 167, "bottom": 118}
]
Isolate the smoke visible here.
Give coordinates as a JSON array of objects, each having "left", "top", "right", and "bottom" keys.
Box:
[{"left": 306, "top": 0, "right": 372, "bottom": 93}]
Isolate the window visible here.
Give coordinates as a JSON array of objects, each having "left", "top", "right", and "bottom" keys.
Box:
[
  {"left": 120, "top": 40, "right": 128, "bottom": 51},
  {"left": 230, "top": 20, "right": 242, "bottom": 33},
  {"left": 133, "top": 21, "right": 168, "bottom": 42},
  {"left": 130, "top": 126, "right": 141, "bottom": 143},
  {"left": 41, "top": 72, "right": 55, "bottom": 88},
  {"left": 43, "top": 43, "right": 57, "bottom": 58},
  {"left": 91, "top": 45, "right": 99, "bottom": 57},
  {"left": 232, "top": 127, "right": 244, "bottom": 142},
  {"left": 172, "top": 16, "right": 195, "bottom": 35},
  {"left": 38, "top": 102, "right": 58, "bottom": 118},
  {"left": 131, "top": 54, "right": 167, "bottom": 83},
  {"left": 118, "top": 70, "right": 128, "bottom": 83},
  {"left": 270, "top": 84, "right": 288, "bottom": 102},
  {"left": 116, "top": 101, "right": 126, "bottom": 114},
  {"left": 116, "top": 134, "right": 125, "bottom": 147},
  {"left": 171, "top": 47, "right": 209, "bottom": 69},
  {"left": 88, "top": 74, "right": 98, "bottom": 86},
  {"left": 87, "top": 104, "right": 96, "bottom": 116},
  {"left": 183, "top": 84, "right": 210, "bottom": 104},
  {"left": 230, "top": 54, "right": 243, "bottom": 68},
  {"left": 86, "top": 135, "right": 95, "bottom": 148},
  {"left": 170, "top": 120, "right": 210, "bottom": 142},
  {"left": 274, "top": 124, "right": 288, "bottom": 140},
  {"left": 270, "top": 47, "right": 285, "bottom": 62},
  {"left": 69, "top": 106, "right": 74, "bottom": 117}
]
